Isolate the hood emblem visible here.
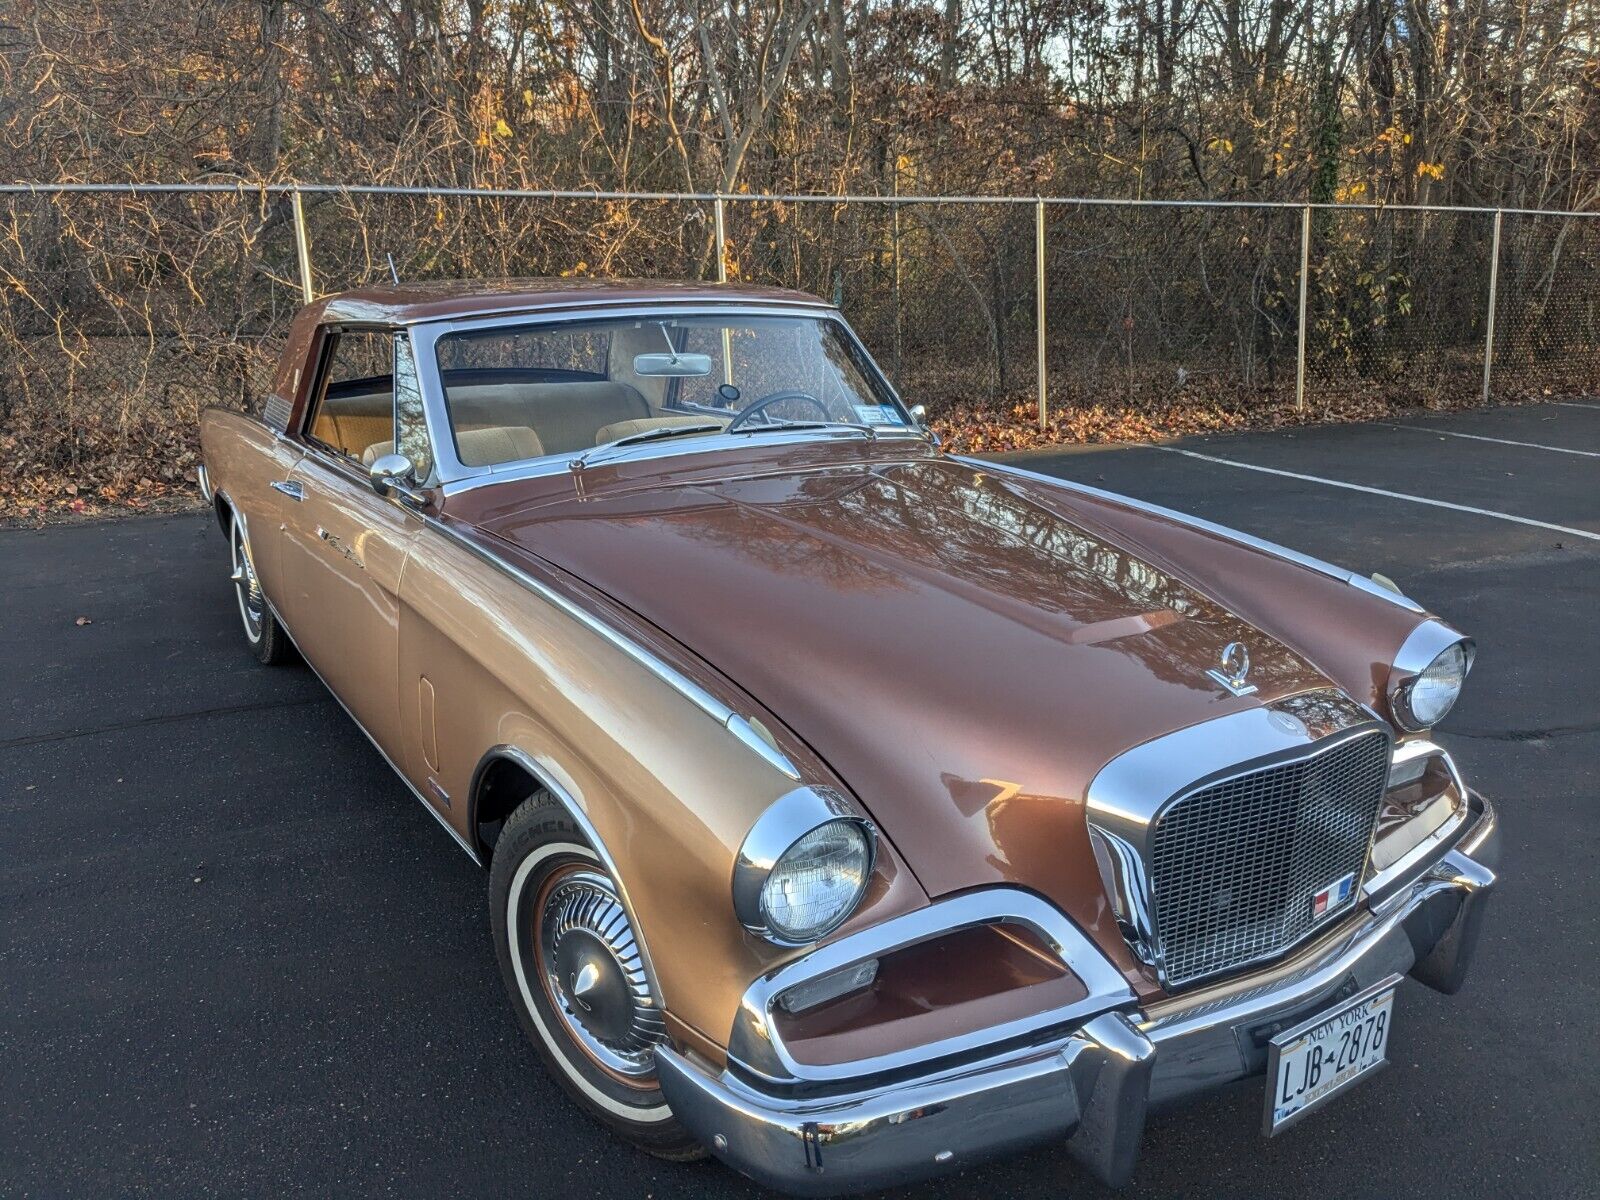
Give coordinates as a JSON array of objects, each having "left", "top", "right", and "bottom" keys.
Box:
[{"left": 1206, "top": 641, "right": 1259, "bottom": 697}]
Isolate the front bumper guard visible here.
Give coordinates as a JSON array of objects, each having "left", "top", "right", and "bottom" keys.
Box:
[{"left": 655, "top": 793, "right": 1497, "bottom": 1196}]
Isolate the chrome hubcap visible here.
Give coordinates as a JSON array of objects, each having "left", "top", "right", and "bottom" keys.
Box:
[
  {"left": 536, "top": 868, "right": 663, "bottom": 1080},
  {"left": 231, "top": 523, "right": 264, "bottom": 641}
]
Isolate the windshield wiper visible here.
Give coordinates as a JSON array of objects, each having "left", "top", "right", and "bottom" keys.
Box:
[
  {"left": 730, "top": 419, "right": 878, "bottom": 442},
  {"left": 570, "top": 422, "right": 724, "bottom": 470}
]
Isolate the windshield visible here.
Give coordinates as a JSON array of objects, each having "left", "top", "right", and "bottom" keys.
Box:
[{"left": 433, "top": 313, "right": 907, "bottom": 468}]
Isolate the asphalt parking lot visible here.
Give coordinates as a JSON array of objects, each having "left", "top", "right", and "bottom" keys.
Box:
[{"left": 4, "top": 401, "right": 1597, "bottom": 1198}]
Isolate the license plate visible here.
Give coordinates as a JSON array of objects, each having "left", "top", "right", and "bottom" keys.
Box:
[{"left": 1263, "top": 975, "right": 1400, "bottom": 1134}]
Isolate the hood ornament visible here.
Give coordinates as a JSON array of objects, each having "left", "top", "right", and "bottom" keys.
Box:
[{"left": 1207, "top": 641, "right": 1258, "bottom": 697}]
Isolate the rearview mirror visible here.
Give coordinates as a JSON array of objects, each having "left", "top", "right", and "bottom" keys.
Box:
[
  {"left": 633, "top": 352, "right": 714, "bottom": 378},
  {"left": 369, "top": 452, "right": 416, "bottom": 497}
]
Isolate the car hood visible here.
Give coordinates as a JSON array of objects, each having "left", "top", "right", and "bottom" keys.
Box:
[{"left": 467, "top": 451, "right": 1336, "bottom": 974}]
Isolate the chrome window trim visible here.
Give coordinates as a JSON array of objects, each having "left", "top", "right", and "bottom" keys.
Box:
[
  {"left": 402, "top": 303, "right": 919, "bottom": 491},
  {"left": 1386, "top": 619, "right": 1475, "bottom": 732},
  {"left": 390, "top": 331, "right": 440, "bottom": 487},
  {"left": 1085, "top": 691, "right": 1393, "bottom": 989},
  {"left": 967, "top": 457, "right": 1428, "bottom": 613},
  {"left": 727, "top": 887, "right": 1135, "bottom": 1087},
  {"left": 731, "top": 786, "right": 877, "bottom": 945},
  {"left": 419, "top": 511, "right": 803, "bottom": 782}
]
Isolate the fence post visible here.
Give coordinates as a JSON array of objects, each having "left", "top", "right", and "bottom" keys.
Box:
[
  {"left": 290, "top": 186, "right": 314, "bottom": 305},
  {"left": 891, "top": 177, "right": 903, "bottom": 378},
  {"left": 1295, "top": 204, "right": 1311, "bottom": 413},
  {"left": 1035, "top": 197, "right": 1048, "bottom": 430},
  {"left": 712, "top": 193, "right": 728, "bottom": 283},
  {"left": 1481, "top": 209, "right": 1504, "bottom": 404}
]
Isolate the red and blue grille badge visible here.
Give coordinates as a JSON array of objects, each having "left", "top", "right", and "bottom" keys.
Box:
[{"left": 1311, "top": 873, "right": 1356, "bottom": 919}]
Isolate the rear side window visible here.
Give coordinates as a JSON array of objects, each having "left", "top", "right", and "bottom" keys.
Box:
[{"left": 307, "top": 330, "right": 395, "bottom": 463}]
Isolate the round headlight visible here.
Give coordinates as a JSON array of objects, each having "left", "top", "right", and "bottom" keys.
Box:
[
  {"left": 733, "top": 788, "right": 878, "bottom": 945},
  {"left": 760, "top": 819, "right": 872, "bottom": 942},
  {"left": 1395, "top": 642, "right": 1470, "bottom": 730}
]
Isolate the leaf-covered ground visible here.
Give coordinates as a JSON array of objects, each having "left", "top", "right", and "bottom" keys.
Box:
[
  {"left": 2, "top": 406, "right": 210, "bottom": 524},
  {"left": 932, "top": 378, "right": 1584, "bottom": 453}
]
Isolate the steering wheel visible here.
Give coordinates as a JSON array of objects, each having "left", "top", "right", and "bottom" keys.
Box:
[{"left": 724, "top": 389, "right": 830, "bottom": 433}]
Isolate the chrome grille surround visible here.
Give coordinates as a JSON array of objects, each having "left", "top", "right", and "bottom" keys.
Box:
[
  {"left": 1148, "top": 729, "right": 1389, "bottom": 987},
  {"left": 1086, "top": 691, "right": 1393, "bottom": 991}
]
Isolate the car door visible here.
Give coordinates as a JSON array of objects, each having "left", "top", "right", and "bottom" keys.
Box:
[
  {"left": 214, "top": 422, "right": 305, "bottom": 616},
  {"left": 278, "top": 328, "right": 429, "bottom": 761}
]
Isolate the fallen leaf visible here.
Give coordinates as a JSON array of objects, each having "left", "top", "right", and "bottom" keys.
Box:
[{"left": 74, "top": 616, "right": 92, "bottom": 626}]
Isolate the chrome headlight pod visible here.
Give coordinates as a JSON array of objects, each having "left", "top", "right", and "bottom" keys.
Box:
[
  {"left": 1388, "top": 620, "right": 1475, "bottom": 732},
  {"left": 733, "top": 787, "right": 876, "bottom": 946}
]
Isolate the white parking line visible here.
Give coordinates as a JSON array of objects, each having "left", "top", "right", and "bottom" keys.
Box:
[
  {"left": 1154, "top": 446, "right": 1600, "bottom": 542},
  {"left": 1375, "top": 422, "right": 1600, "bottom": 458},
  {"left": 1551, "top": 401, "right": 1600, "bottom": 410}
]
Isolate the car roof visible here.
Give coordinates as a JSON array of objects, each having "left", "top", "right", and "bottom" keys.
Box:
[{"left": 312, "top": 278, "right": 831, "bottom": 325}]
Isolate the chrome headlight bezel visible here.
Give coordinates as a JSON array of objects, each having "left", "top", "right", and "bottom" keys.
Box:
[
  {"left": 1388, "top": 621, "right": 1475, "bottom": 732},
  {"left": 732, "top": 787, "right": 877, "bottom": 947}
]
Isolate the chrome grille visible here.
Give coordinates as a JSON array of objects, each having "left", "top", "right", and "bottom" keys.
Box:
[{"left": 1149, "top": 731, "right": 1389, "bottom": 988}]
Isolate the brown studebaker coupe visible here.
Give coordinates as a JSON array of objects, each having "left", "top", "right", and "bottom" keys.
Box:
[{"left": 198, "top": 279, "right": 1497, "bottom": 1193}]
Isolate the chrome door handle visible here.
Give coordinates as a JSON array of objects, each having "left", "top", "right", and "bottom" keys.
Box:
[{"left": 270, "top": 480, "right": 304, "bottom": 501}]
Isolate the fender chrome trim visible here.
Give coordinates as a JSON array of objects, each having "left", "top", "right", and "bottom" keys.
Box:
[
  {"left": 424, "top": 513, "right": 802, "bottom": 781},
  {"left": 970, "top": 456, "right": 1427, "bottom": 613}
]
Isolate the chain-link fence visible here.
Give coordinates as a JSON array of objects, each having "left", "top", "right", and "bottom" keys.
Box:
[{"left": 2, "top": 184, "right": 1596, "bottom": 502}]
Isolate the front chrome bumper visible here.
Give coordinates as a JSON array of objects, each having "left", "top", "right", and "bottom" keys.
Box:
[{"left": 655, "top": 792, "right": 1497, "bottom": 1196}]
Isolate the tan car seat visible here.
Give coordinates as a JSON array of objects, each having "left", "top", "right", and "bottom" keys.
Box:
[{"left": 362, "top": 426, "right": 545, "bottom": 470}]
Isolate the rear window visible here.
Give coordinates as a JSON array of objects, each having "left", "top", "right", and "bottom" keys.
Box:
[{"left": 436, "top": 326, "right": 610, "bottom": 379}]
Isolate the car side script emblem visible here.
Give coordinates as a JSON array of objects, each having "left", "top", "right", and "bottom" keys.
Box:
[{"left": 1206, "top": 641, "right": 1258, "bottom": 697}]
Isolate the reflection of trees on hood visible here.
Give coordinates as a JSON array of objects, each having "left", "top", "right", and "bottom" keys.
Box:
[{"left": 603, "top": 457, "right": 1318, "bottom": 694}]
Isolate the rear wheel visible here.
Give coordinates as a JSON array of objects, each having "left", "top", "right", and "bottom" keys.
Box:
[
  {"left": 489, "top": 793, "right": 703, "bottom": 1160},
  {"left": 229, "top": 512, "right": 291, "bottom": 665}
]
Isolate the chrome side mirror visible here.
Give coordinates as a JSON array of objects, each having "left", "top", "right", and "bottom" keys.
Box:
[
  {"left": 368, "top": 452, "right": 416, "bottom": 497},
  {"left": 909, "top": 404, "right": 928, "bottom": 427}
]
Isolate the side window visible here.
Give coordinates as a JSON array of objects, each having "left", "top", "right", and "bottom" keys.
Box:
[
  {"left": 393, "top": 334, "right": 434, "bottom": 482},
  {"left": 306, "top": 330, "right": 395, "bottom": 463}
]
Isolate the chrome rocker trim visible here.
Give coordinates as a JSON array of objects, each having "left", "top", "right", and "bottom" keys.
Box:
[
  {"left": 259, "top": 590, "right": 484, "bottom": 868},
  {"left": 654, "top": 795, "right": 1497, "bottom": 1196}
]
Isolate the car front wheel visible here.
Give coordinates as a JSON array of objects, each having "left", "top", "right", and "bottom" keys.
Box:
[{"left": 489, "top": 793, "right": 703, "bottom": 1161}]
